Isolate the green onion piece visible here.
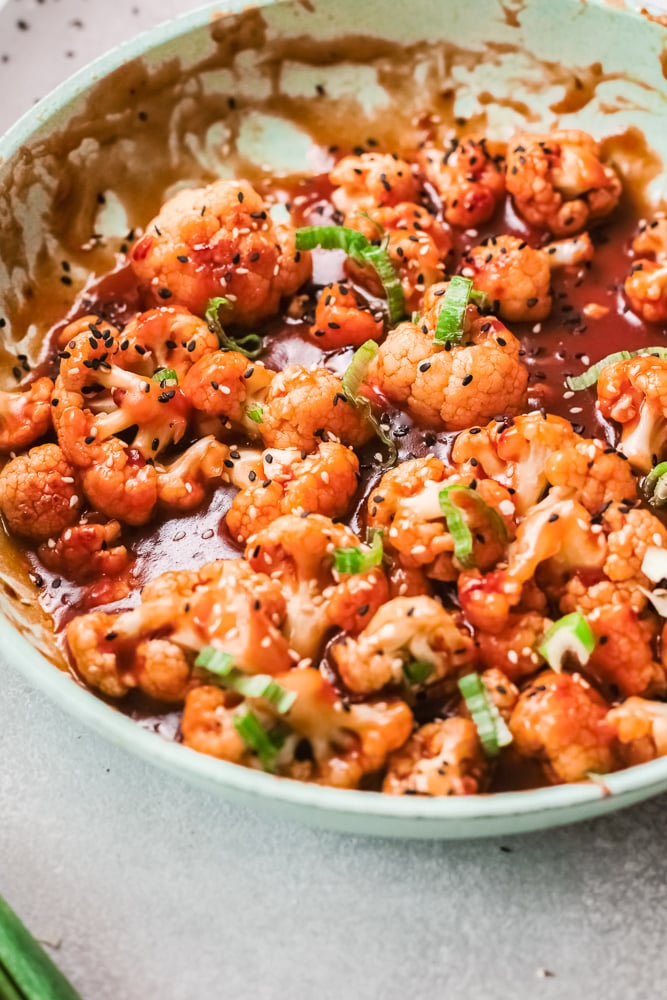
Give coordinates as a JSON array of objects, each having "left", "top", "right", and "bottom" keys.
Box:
[
  {"left": 433, "top": 275, "right": 474, "bottom": 345},
  {"left": 458, "top": 672, "right": 513, "bottom": 757},
  {"left": 246, "top": 405, "right": 264, "bottom": 424},
  {"left": 470, "top": 288, "right": 490, "bottom": 310},
  {"left": 341, "top": 341, "right": 397, "bottom": 467},
  {"left": 295, "top": 225, "right": 405, "bottom": 324},
  {"left": 233, "top": 707, "right": 283, "bottom": 772},
  {"left": 227, "top": 674, "right": 297, "bottom": 714},
  {"left": 151, "top": 368, "right": 178, "bottom": 386},
  {"left": 402, "top": 660, "right": 434, "bottom": 685},
  {"left": 411, "top": 311, "right": 421, "bottom": 323},
  {"left": 195, "top": 647, "right": 235, "bottom": 677},
  {"left": 205, "top": 297, "right": 264, "bottom": 359},
  {"left": 333, "top": 529, "right": 383, "bottom": 575},
  {"left": 0, "top": 895, "right": 82, "bottom": 1000},
  {"left": 566, "top": 347, "right": 667, "bottom": 391},
  {"left": 642, "top": 461, "right": 667, "bottom": 508},
  {"left": 538, "top": 612, "right": 597, "bottom": 671},
  {"left": 438, "top": 485, "right": 508, "bottom": 569}
]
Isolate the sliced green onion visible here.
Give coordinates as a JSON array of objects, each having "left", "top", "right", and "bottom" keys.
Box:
[
  {"left": 469, "top": 288, "right": 490, "bottom": 310},
  {"left": 0, "top": 895, "right": 82, "bottom": 999},
  {"left": 402, "top": 660, "right": 434, "bottom": 685},
  {"left": 205, "top": 297, "right": 264, "bottom": 359},
  {"left": 354, "top": 210, "right": 385, "bottom": 237},
  {"left": 538, "top": 612, "right": 597, "bottom": 671},
  {"left": 411, "top": 311, "right": 421, "bottom": 323},
  {"left": 195, "top": 647, "right": 296, "bottom": 714},
  {"left": 566, "top": 347, "right": 667, "bottom": 391},
  {"left": 333, "top": 529, "right": 383, "bottom": 575},
  {"left": 642, "top": 461, "right": 667, "bottom": 508},
  {"left": 438, "top": 485, "right": 508, "bottom": 569},
  {"left": 341, "top": 341, "right": 397, "bottom": 466},
  {"left": 246, "top": 405, "right": 264, "bottom": 424},
  {"left": 151, "top": 368, "right": 178, "bottom": 386},
  {"left": 295, "top": 225, "right": 405, "bottom": 324},
  {"left": 434, "top": 275, "right": 474, "bottom": 345},
  {"left": 195, "top": 646, "right": 235, "bottom": 677},
  {"left": 233, "top": 707, "right": 283, "bottom": 772},
  {"left": 458, "top": 672, "right": 512, "bottom": 757}
]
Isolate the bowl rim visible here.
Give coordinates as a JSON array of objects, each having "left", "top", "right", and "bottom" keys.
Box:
[{"left": 1, "top": 0, "right": 666, "bottom": 830}]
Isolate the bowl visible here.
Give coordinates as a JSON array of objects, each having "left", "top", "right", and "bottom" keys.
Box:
[{"left": 2, "top": 0, "right": 667, "bottom": 838}]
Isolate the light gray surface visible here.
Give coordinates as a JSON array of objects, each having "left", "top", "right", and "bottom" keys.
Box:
[{"left": 1, "top": 2, "right": 667, "bottom": 998}]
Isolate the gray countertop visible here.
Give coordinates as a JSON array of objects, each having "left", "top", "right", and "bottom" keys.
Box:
[{"left": 1, "top": 2, "right": 667, "bottom": 998}]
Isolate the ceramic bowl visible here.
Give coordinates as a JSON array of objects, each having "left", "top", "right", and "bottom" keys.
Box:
[{"left": 2, "top": 0, "right": 667, "bottom": 838}]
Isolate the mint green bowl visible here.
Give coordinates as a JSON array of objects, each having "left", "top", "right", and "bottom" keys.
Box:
[{"left": 2, "top": 0, "right": 667, "bottom": 838}]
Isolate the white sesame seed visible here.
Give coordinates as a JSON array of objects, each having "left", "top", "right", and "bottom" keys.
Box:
[
  {"left": 507, "top": 649, "right": 519, "bottom": 664},
  {"left": 532, "top": 323, "right": 542, "bottom": 334}
]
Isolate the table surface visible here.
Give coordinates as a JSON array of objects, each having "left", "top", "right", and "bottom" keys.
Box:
[{"left": 2, "top": 2, "right": 667, "bottom": 998}]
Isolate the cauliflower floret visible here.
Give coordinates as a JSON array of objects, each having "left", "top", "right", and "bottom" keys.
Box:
[
  {"left": 130, "top": 179, "right": 310, "bottom": 325},
  {"left": 597, "top": 354, "right": 667, "bottom": 472},
  {"left": 506, "top": 129, "right": 621, "bottom": 235},
  {"left": 246, "top": 513, "right": 389, "bottom": 660},
  {"left": 559, "top": 576, "right": 647, "bottom": 615},
  {"left": 183, "top": 351, "right": 274, "bottom": 436},
  {"left": 226, "top": 442, "right": 359, "bottom": 545},
  {"left": 331, "top": 595, "right": 474, "bottom": 694},
  {"left": 475, "top": 612, "right": 549, "bottom": 681},
  {"left": 38, "top": 519, "right": 130, "bottom": 584},
  {"left": 117, "top": 306, "right": 219, "bottom": 377},
  {"left": 0, "top": 377, "right": 53, "bottom": 452},
  {"left": 479, "top": 668, "right": 520, "bottom": 721},
  {"left": 509, "top": 671, "right": 617, "bottom": 782},
  {"left": 309, "top": 281, "right": 383, "bottom": 350},
  {"left": 155, "top": 436, "right": 231, "bottom": 511},
  {"left": 461, "top": 233, "right": 593, "bottom": 322},
  {"left": 182, "top": 668, "right": 413, "bottom": 788},
  {"left": 586, "top": 603, "right": 665, "bottom": 698},
  {"left": 367, "top": 456, "right": 514, "bottom": 581},
  {"left": 544, "top": 437, "right": 638, "bottom": 514},
  {"left": 261, "top": 366, "right": 374, "bottom": 451},
  {"left": 369, "top": 289, "right": 527, "bottom": 431},
  {"left": 624, "top": 219, "right": 667, "bottom": 323},
  {"left": 418, "top": 137, "right": 505, "bottom": 227},
  {"left": 383, "top": 717, "right": 488, "bottom": 796},
  {"left": 0, "top": 444, "right": 81, "bottom": 541},
  {"left": 601, "top": 502, "right": 667, "bottom": 583},
  {"left": 607, "top": 696, "right": 667, "bottom": 766},
  {"left": 66, "top": 558, "right": 294, "bottom": 697},
  {"left": 329, "top": 152, "right": 419, "bottom": 213}
]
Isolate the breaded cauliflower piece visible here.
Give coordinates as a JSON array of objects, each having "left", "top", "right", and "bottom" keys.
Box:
[
  {"left": 246, "top": 513, "right": 389, "bottom": 660},
  {"left": 509, "top": 671, "right": 617, "bottom": 783},
  {"left": 0, "top": 377, "right": 54, "bottom": 452},
  {"left": 332, "top": 595, "right": 474, "bottom": 694},
  {"left": 625, "top": 219, "right": 667, "bottom": 323},
  {"left": 226, "top": 442, "right": 359, "bottom": 545},
  {"left": 130, "top": 179, "right": 310, "bottom": 325},
  {"left": 182, "top": 668, "right": 413, "bottom": 788},
  {"left": 419, "top": 137, "right": 505, "bottom": 228},
  {"left": 38, "top": 519, "right": 130, "bottom": 584},
  {"left": 475, "top": 612, "right": 549, "bottom": 681},
  {"left": 506, "top": 129, "right": 621, "bottom": 235},
  {"left": 330, "top": 152, "right": 419, "bottom": 213},
  {"left": 461, "top": 232, "right": 593, "bottom": 322},
  {"left": 607, "top": 696, "right": 667, "bottom": 766},
  {"left": 261, "top": 366, "right": 374, "bottom": 451},
  {"left": 0, "top": 443, "right": 81, "bottom": 541},
  {"left": 597, "top": 354, "right": 667, "bottom": 472},
  {"left": 367, "top": 456, "right": 514, "bottom": 581},
  {"left": 66, "top": 558, "right": 294, "bottom": 698},
  {"left": 309, "top": 282, "right": 384, "bottom": 350},
  {"left": 383, "top": 717, "right": 488, "bottom": 796},
  {"left": 586, "top": 603, "right": 665, "bottom": 698},
  {"left": 369, "top": 287, "right": 527, "bottom": 431}
]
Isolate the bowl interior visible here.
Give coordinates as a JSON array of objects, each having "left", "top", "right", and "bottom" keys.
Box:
[{"left": 2, "top": 0, "right": 667, "bottom": 836}]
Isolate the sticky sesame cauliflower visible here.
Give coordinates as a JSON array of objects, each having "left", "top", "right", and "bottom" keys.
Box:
[{"left": 7, "top": 121, "right": 667, "bottom": 800}]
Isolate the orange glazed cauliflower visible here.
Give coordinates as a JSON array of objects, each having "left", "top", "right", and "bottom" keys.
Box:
[
  {"left": 607, "top": 697, "right": 667, "bottom": 766},
  {"left": 331, "top": 595, "right": 474, "bottom": 695},
  {"left": 383, "top": 717, "right": 488, "bottom": 796},
  {"left": 38, "top": 519, "right": 131, "bottom": 584},
  {"left": 0, "top": 377, "right": 53, "bottom": 453},
  {"left": 130, "top": 179, "right": 310, "bottom": 325},
  {"left": 625, "top": 218, "right": 667, "bottom": 323},
  {"left": 182, "top": 668, "right": 413, "bottom": 788},
  {"left": 226, "top": 442, "right": 359, "bottom": 545},
  {"left": 329, "top": 152, "right": 419, "bottom": 214},
  {"left": 509, "top": 671, "right": 617, "bottom": 783},
  {"left": 309, "top": 282, "right": 384, "bottom": 350},
  {"left": 0, "top": 443, "right": 81, "bottom": 542},
  {"left": 368, "top": 284, "right": 527, "bottom": 431},
  {"left": 418, "top": 137, "right": 505, "bottom": 228},
  {"left": 246, "top": 514, "right": 389, "bottom": 661},
  {"left": 506, "top": 129, "right": 621, "bottom": 236},
  {"left": 597, "top": 354, "right": 667, "bottom": 472}
]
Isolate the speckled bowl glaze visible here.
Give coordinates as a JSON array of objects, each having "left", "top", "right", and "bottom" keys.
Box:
[{"left": 2, "top": 0, "right": 667, "bottom": 838}]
